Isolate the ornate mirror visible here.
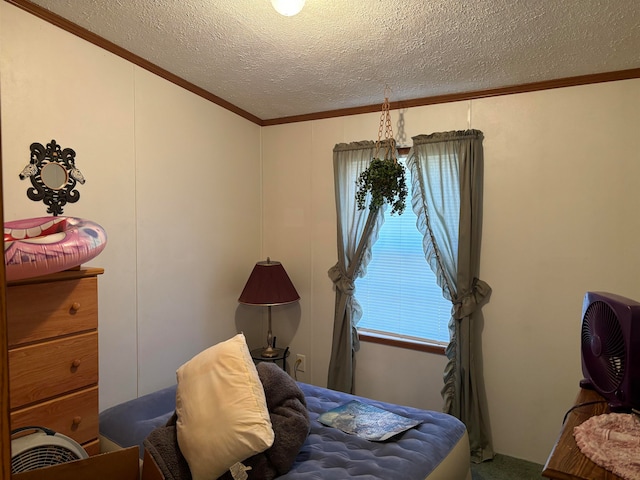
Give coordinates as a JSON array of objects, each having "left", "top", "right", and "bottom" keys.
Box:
[{"left": 18, "top": 139, "right": 86, "bottom": 216}]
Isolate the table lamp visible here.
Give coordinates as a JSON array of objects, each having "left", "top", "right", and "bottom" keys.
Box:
[{"left": 238, "top": 258, "right": 300, "bottom": 358}]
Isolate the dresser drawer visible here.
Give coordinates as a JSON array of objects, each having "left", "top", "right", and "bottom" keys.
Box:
[
  {"left": 83, "top": 438, "right": 101, "bottom": 456},
  {"left": 9, "top": 332, "right": 98, "bottom": 408},
  {"left": 7, "top": 277, "right": 98, "bottom": 347},
  {"left": 11, "top": 386, "right": 99, "bottom": 446}
]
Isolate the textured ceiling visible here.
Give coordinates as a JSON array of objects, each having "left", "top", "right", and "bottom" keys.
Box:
[{"left": 24, "top": 0, "right": 640, "bottom": 121}]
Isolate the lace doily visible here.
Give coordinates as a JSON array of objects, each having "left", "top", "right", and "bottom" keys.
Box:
[{"left": 574, "top": 413, "right": 640, "bottom": 480}]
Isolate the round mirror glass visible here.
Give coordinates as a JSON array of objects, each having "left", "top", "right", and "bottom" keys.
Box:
[{"left": 41, "top": 162, "right": 68, "bottom": 189}]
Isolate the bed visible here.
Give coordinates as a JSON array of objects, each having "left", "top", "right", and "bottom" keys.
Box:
[
  {"left": 101, "top": 333, "right": 469, "bottom": 479},
  {"left": 100, "top": 382, "right": 471, "bottom": 480}
]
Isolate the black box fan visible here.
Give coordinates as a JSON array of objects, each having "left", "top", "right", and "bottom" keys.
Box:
[{"left": 580, "top": 291, "right": 640, "bottom": 411}]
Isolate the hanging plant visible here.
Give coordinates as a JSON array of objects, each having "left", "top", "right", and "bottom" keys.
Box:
[
  {"left": 355, "top": 90, "right": 408, "bottom": 215},
  {"left": 356, "top": 157, "right": 406, "bottom": 214}
]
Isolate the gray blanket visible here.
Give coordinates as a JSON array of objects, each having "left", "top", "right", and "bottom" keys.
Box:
[{"left": 144, "top": 362, "right": 310, "bottom": 480}]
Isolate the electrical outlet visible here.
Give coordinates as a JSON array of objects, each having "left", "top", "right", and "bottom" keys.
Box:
[{"left": 296, "top": 354, "right": 306, "bottom": 372}]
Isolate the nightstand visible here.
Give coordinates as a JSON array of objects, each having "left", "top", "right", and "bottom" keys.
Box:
[
  {"left": 250, "top": 346, "right": 289, "bottom": 371},
  {"left": 543, "top": 388, "right": 623, "bottom": 480}
]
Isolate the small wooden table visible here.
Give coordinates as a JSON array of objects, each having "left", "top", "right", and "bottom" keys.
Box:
[{"left": 543, "top": 388, "right": 623, "bottom": 479}]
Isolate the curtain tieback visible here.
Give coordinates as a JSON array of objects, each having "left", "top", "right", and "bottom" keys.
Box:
[
  {"left": 452, "top": 277, "right": 492, "bottom": 319},
  {"left": 328, "top": 264, "right": 356, "bottom": 295}
]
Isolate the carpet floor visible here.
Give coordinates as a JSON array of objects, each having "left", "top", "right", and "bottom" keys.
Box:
[{"left": 470, "top": 454, "right": 544, "bottom": 480}]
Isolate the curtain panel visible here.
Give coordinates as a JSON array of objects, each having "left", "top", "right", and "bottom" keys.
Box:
[
  {"left": 327, "top": 141, "right": 384, "bottom": 393},
  {"left": 407, "top": 130, "right": 493, "bottom": 463}
]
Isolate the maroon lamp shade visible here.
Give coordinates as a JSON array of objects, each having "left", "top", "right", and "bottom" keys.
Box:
[
  {"left": 239, "top": 258, "right": 299, "bottom": 306},
  {"left": 239, "top": 258, "right": 299, "bottom": 358}
]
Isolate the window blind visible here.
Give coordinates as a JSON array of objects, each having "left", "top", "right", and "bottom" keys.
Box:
[{"left": 355, "top": 159, "right": 452, "bottom": 344}]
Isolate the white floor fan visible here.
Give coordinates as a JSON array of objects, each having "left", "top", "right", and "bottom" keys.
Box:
[{"left": 11, "top": 426, "right": 88, "bottom": 474}]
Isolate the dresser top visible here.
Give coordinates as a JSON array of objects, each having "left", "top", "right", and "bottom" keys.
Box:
[{"left": 7, "top": 267, "right": 104, "bottom": 286}]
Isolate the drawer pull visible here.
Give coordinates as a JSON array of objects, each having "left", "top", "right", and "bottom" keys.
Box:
[
  {"left": 71, "top": 359, "right": 82, "bottom": 369},
  {"left": 70, "top": 302, "right": 81, "bottom": 312},
  {"left": 72, "top": 416, "right": 82, "bottom": 426}
]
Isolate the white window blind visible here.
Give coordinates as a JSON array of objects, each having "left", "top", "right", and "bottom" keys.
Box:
[{"left": 355, "top": 158, "right": 452, "bottom": 344}]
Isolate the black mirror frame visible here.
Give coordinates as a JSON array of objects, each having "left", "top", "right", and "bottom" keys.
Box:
[{"left": 18, "top": 139, "right": 86, "bottom": 216}]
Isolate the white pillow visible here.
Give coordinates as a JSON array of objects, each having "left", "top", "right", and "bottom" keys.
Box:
[{"left": 175, "top": 333, "right": 274, "bottom": 480}]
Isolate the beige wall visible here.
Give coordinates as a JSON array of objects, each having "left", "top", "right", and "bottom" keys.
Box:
[
  {"left": 262, "top": 80, "right": 640, "bottom": 464},
  {"left": 2, "top": 0, "right": 640, "bottom": 466},
  {"left": 0, "top": 3, "right": 263, "bottom": 409}
]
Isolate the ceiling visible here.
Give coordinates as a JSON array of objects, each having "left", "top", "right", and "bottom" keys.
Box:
[{"left": 19, "top": 0, "right": 640, "bottom": 122}]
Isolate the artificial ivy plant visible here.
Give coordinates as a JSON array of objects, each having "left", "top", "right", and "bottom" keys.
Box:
[
  {"left": 355, "top": 157, "right": 407, "bottom": 215},
  {"left": 355, "top": 92, "right": 408, "bottom": 215}
]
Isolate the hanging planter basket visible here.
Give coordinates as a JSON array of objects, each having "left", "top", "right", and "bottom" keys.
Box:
[{"left": 355, "top": 91, "right": 407, "bottom": 215}]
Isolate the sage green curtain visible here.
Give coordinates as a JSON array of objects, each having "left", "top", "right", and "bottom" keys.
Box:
[
  {"left": 406, "top": 130, "right": 493, "bottom": 463},
  {"left": 327, "top": 141, "right": 384, "bottom": 393}
]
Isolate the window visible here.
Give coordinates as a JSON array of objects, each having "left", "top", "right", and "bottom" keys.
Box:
[{"left": 355, "top": 157, "right": 452, "bottom": 347}]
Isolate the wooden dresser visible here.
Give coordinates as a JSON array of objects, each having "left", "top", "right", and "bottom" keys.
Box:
[{"left": 6, "top": 267, "right": 104, "bottom": 456}]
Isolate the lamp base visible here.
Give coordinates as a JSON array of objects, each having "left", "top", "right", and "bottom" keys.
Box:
[{"left": 260, "top": 346, "right": 279, "bottom": 358}]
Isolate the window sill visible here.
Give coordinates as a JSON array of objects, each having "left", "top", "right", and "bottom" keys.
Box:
[{"left": 358, "top": 331, "right": 447, "bottom": 356}]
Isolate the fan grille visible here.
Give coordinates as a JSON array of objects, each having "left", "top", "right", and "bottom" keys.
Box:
[
  {"left": 582, "top": 300, "right": 626, "bottom": 393},
  {"left": 11, "top": 444, "right": 82, "bottom": 474}
]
